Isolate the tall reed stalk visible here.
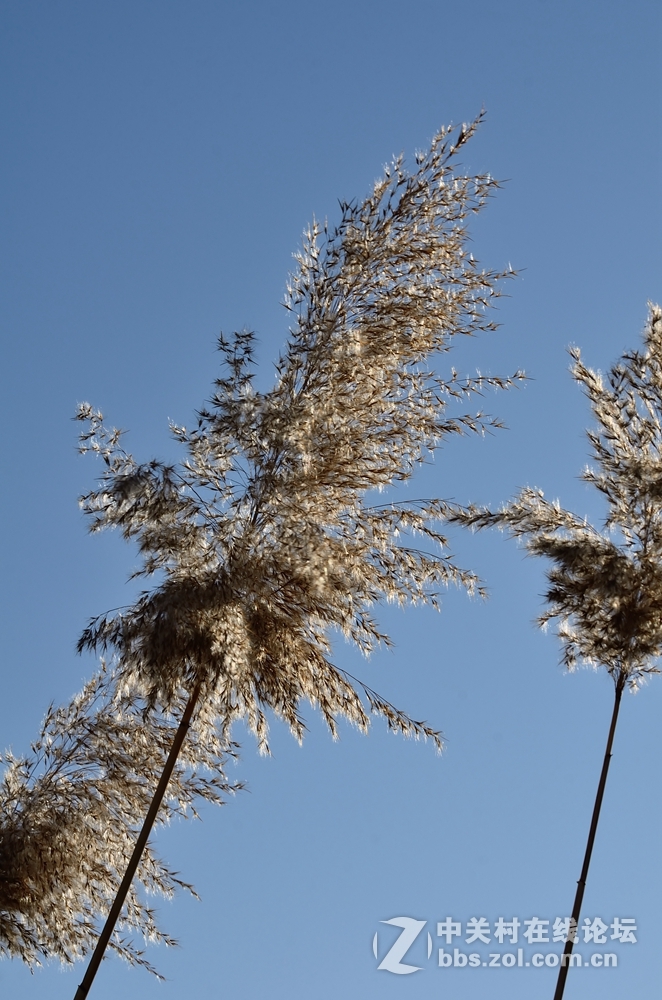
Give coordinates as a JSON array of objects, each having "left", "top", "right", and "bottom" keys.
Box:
[{"left": 552, "top": 670, "right": 624, "bottom": 1000}]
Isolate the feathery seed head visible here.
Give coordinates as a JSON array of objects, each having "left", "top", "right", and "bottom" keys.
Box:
[
  {"left": 75, "top": 116, "right": 520, "bottom": 747},
  {"left": 445, "top": 305, "right": 662, "bottom": 686},
  {"left": 0, "top": 667, "right": 240, "bottom": 969}
]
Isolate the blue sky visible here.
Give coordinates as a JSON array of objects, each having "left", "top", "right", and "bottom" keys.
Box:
[{"left": 1, "top": 1, "right": 661, "bottom": 997}]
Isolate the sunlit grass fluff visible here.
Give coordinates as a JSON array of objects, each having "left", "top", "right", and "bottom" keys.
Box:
[
  {"left": 76, "top": 115, "right": 521, "bottom": 750},
  {"left": 446, "top": 304, "right": 662, "bottom": 688},
  {"left": 0, "top": 667, "right": 239, "bottom": 973}
]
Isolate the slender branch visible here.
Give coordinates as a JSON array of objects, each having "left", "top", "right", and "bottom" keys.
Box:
[
  {"left": 73, "top": 678, "right": 203, "bottom": 1000},
  {"left": 552, "top": 670, "right": 625, "bottom": 1000}
]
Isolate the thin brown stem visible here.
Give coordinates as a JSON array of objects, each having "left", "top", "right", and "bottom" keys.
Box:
[
  {"left": 73, "top": 679, "right": 203, "bottom": 1000},
  {"left": 552, "top": 670, "right": 625, "bottom": 1000}
]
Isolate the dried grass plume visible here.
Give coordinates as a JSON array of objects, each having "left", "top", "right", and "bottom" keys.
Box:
[{"left": 76, "top": 115, "right": 521, "bottom": 750}]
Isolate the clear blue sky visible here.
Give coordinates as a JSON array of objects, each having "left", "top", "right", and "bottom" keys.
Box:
[{"left": 1, "top": 2, "right": 660, "bottom": 997}]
